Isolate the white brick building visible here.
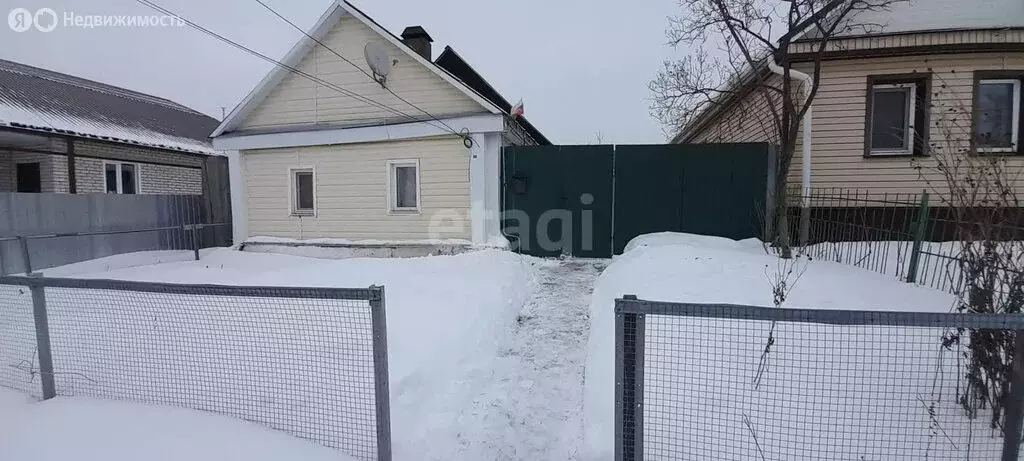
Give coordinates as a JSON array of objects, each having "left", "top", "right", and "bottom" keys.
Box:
[{"left": 0, "top": 59, "right": 221, "bottom": 196}]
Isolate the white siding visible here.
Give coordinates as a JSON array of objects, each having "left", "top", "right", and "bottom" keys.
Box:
[
  {"left": 239, "top": 15, "right": 486, "bottom": 130},
  {"left": 243, "top": 136, "right": 471, "bottom": 240}
]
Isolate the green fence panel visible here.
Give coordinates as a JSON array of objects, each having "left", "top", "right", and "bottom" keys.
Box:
[
  {"left": 612, "top": 144, "right": 772, "bottom": 254},
  {"left": 502, "top": 145, "right": 614, "bottom": 258},
  {"left": 503, "top": 143, "right": 772, "bottom": 258}
]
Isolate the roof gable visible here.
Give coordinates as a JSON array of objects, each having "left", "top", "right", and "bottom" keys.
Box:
[{"left": 212, "top": 1, "right": 501, "bottom": 137}]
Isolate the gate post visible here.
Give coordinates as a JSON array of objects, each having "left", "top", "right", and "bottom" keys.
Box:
[
  {"left": 369, "top": 286, "right": 392, "bottom": 461},
  {"left": 906, "top": 190, "right": 930, "bottom": 284},
  {"left": 616, "top": 295, "right": 645, "bottom": 461},
  {"left": 29, "top": 275, "right": 56, "bottom": 400},
  {"left": 1002, "top": 330, "right": 1024, "bottom": 461}
]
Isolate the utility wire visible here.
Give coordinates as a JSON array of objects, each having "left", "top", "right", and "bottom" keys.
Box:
[
  {"left": 252, "top": 0, "right": 469, "bottom": 143},
  {"left": 136, "top": 0, "right": 449, "bottom": 132}
]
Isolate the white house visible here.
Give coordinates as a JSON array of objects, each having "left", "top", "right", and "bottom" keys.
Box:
[{"left": 211, "top": 0, "right": 548, "bottom": 247}]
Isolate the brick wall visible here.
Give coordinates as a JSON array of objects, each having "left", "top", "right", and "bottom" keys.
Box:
[
  {"left": 75, "top": 140, "right": 204, "bottom": 168},
  {"left": 0, "top": 150, "right": 67, "bottom": 192},
  {"left": 73, "top": 157, "right": 104, "bottom": 193},
  {"left": 70, "top": 156, "right": 202, "bottom": 195},
  {"left": 140, "top": 162, "right": 202, "bottom": 195},
  {"left": 2, "top": 141, "right": 209, "bottom": 195}
]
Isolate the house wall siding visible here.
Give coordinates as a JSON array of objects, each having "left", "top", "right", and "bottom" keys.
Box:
[
  {"left": 691, "top": 75, "right": 782, "bottom": 144},
  {"left": 686, "top": 51, "right": 1024, "bottom": 199},
  {"left": 242, "top": 136, "right": 471, "bottom": 240},
  {"left": 238, "top": 15, "right": 486, "bottom": 131},
  {"left": 790, "top": 52, "right": 1024, "bottom": 198}
]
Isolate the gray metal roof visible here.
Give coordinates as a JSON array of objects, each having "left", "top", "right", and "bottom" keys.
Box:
[{"left": 0, "top": 59, "right": 219, "bottom": 154}]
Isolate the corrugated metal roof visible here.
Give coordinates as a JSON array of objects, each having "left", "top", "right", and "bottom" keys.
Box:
[{"left": 0, "top": 59, "right": 220, "bottom": 155}]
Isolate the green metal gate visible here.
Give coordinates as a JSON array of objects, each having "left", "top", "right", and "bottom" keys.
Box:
[
  {"left": 502, "top": 145, "right": 613, "bottom": 258},
  {"left": 502, "top": 143, "right": 773, "bottom": 258}
]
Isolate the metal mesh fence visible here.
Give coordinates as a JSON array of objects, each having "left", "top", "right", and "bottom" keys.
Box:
[
  {"left": 615, "top": 298, "right": 1024, "bottom": 461},
  {"left": 0, "top": 276, "right": 391, "bottom": 461}
]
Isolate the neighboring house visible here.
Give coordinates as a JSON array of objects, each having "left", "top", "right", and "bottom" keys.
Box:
[
  {"left": 0, "top": 59, "right": 221, "bottom": 196},
  {"left": 211, "top": 1, "right": 549, "bottom": 246},
  {"left": 673, "top": 0, "right": 1024, "bottom": 199}
]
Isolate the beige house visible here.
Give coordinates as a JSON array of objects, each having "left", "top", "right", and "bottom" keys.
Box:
[
  {"left": 673, "top": 0, "right": 1024, "bottom": 200},
  {"left": 212, "top": 1, "right": 547, "bottom": 245}
]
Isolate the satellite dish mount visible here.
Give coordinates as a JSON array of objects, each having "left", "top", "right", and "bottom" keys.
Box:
[{"left": 364, "top": 42, "right": 392, "bottom": 88}]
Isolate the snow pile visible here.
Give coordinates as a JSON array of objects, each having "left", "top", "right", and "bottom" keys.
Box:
[
  {"left": 582, "top": 233, "right": 999, "bottom": 460},
  {"left": 622, "top": 231, "right": 763, "bottom": 254},
  {"left": 0, "top": 388, "right": 353, "bottom": 461},
  {"left": 4, "top": 248, "right": 536, "bottom": 460}
]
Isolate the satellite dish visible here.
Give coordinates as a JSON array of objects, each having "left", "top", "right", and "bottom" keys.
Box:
[{"left": 364, "top": 42, "right": 392, "bottom": 87}]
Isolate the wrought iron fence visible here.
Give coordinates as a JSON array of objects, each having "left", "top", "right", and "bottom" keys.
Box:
[
  {"left": 788, "top": 188, "right": 1024, "bottom": 295},
  {"left": 615, "top": 296, "right": 1024, "bottom": 461},
  {"left": 0, "top": 275, "right": 391, "bottom": 461}
]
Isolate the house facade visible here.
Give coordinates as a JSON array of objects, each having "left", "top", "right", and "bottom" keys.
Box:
[
  {"left": 674, "top": 0, "right": 1024, "bottom": 200},
  {"left": 0, "top": 59, "right": 221, "bottom": 196},
  {"left": 212, "top": 1, "right": 547, "bottom": 246}
]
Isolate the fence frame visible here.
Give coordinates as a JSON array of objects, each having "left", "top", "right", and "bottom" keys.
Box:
[
  {"left": 614, "top": 297, "right": 1024, "bottom": 461},
  {"left": 0, "top": 275, "right": 392, "bottom": 461}
]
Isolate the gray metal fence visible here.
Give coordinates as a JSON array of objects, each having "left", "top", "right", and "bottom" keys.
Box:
[
  {"left": 0, "top": 275, "right": 391, "bottom": 461},
  {"left": 0, "top": 193, "right": 231, "bottom": 275},
  {"left": 615, "top": 296, "right": 1024, "bottom": 461}
]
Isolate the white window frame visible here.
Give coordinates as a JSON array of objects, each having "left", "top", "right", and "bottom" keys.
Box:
[
  {"left": 977, "top": 79, "right": 1021, "bottom": 153},
  {"left": 869, "top": 83, "right": 917, "bottom": 156},
  {"left": 386, "top": 159, "right": 421, "bottom": 214},
  {"left": 288, "top": 166, "right": 316, "bottom": 217},
  {"left": 103, "top": 161, "right": 141, "bottom": 194}
]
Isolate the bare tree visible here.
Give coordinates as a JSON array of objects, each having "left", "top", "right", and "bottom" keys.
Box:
[
  {"left": 650, "top": 0, "right": 902, "bottom": 257},
  {"left": 911, "top": 72, "right": 1024, "bottom": 429}
]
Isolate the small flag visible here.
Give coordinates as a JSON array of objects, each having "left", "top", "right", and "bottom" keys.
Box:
[{"left": 511, "top": 99, "right": 524, "bottom": 118}]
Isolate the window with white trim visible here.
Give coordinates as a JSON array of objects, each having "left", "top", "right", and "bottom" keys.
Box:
[
  {"left": 976, "top": 79, "right": 1022, "bottom": 152},
  {"left": 869, "top": 83, "right": 917, "bottom": 156},
  {"left": 387, "top": 159, "right": 420, "bottom": 212},
  {"left": 104, "top": 162, "right": 138, "bottom": 194},
  {"left": 290, "top": 168, "right": 315, "bottom": 216}
]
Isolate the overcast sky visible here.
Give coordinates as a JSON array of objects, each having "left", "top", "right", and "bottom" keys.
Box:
[{"left": 2, "top": 0, "right": 683, "bottom": 144}]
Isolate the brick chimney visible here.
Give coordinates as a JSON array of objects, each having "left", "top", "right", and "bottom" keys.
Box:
[{"left": 401, "top": 26, "right": 433, "bottom": 60}]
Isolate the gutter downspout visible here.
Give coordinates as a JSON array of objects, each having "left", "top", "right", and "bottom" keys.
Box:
[{"left": 767, "top": 60, "right": 812, "bottom": 246}]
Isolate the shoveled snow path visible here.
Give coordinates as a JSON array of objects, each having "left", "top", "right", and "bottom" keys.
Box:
[{"left": 453, "top": 258, "right": 606, "bottom": 460}]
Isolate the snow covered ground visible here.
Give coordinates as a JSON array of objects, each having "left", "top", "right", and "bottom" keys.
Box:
[
  {"left": 2, "top": 248, "right": 602, "bottom": 460},
  {"left": 0, "top": 387, "right": 354, "bottom": 461},
  {"left": 2, "top": 233, "right": 1005, "bottom": 460},
  {"left": 584, "top": 233, "right": 1005, "bottom": 460}
]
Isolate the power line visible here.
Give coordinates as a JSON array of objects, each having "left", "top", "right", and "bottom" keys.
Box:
[
  {"left": 252, "top": 0, "right": 469, "bottom": 142},
  {"left": 136, "top": 0, "right": 451, "bottom": 133}
]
